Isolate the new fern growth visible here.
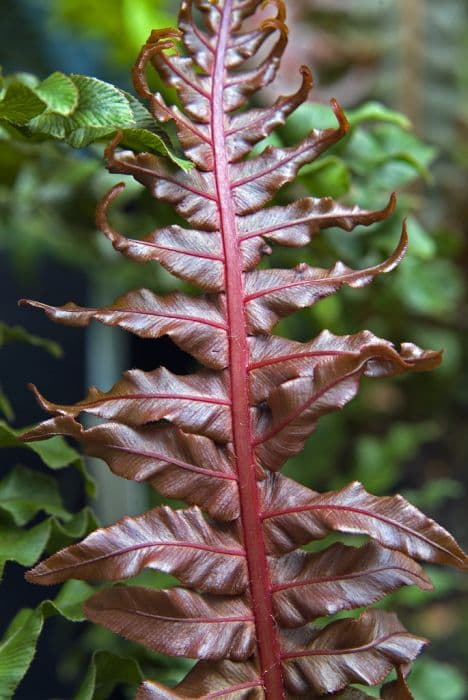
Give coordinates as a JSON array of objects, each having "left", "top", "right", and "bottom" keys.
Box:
[{"left": 23, "top": 1, "right": 467, "bottom": 698}]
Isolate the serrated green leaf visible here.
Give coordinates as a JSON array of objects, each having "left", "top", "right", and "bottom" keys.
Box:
[
  {"left": 123, "top": 91, "right": 156, "bottom": 130},
  {"left": 109, "top": 91, "right": 193, "bottom": 169},
  {"left": 75, "top": 651, "right": 143, "bottom": 700},
  {"left": 26, "top": 111, "right": 70, "bottom": 141},
  {"left": 22, "top": 73, "right": 192, "bottom": 168},
  {"left": 0, "top": 421, "right": 95, "bottom": 497},
  {"left": 65, "top": 125, "right": 117, "bottom": 148},
  {"left": 6, "top": 73, "right": 40, "bottom": 90},
  {"left": 0, "top": 580, "right": 93, "bottom": 700},
  {"left": 119, "top": 128, "right": 192, "bottom": 169},
  {"left": 66, "top": 74, "right": 135, "bottom": 129},
  {"left": 29, "top": 74, "right": 134, "bottom": 146},
  {"left": 0, "top": 82, "right": 46, "bottom": 125},
  {"left": 35, "top": 72, "right": 79, "bottom": 116},
  {"left": 0, "top": 321, "right": 63, "bottom": 357},
  {"left": 0, "top": 69, "right": 190, "bottom": 168},
  {"left": 0, "top": 465, "right": 68, "bottom": 526}
]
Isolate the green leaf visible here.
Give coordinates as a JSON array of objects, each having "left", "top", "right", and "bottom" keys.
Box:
[
  {"left": 24, "top": 73, "right": 192, "bottom": 168},
  {"left": 65, "top": 74, "right": 135, "bottom": 130},
  {"left": 123, "top": 91, "right": 157, "bottom": 130},
  {"left": 50, "top": 579, "right": 95, "bottom": 622},
  {"left": 398, "top": 258, "right": 464, "bottom": 317},
  {"left": 345, "top": 129, "right": 387, "bottom": 175},
  {"left": 373, "top": 124, "right": 437, "bottom": 169},
  {"left": 0, "top": 421, "right": 95, "bottom": 497},
  {"left": 5, "top": 73, "right": 40, "bottom": 90},
  {"left": 29, "top": 74, "right": 134, "bottom": 146},
  {"left": 35, "top": 72, "right": 79, "bottom": 116},
  {"left": 344, "top": 123, "right": 437, "bottom": 190},
  {"left": 46, "top": 507, "right": 99, "bottom": 553},
  {"left": 285, "top": 101, "right": 412, "bottom": 139},
  {"left": 75, "top": 651, "right": 143, "bottom": 700},
  {"left": 0, "top": 580, "right": 93, "bottom": 700},
  {"left": 298, "top": 155, "right": 351, "bottom": 198},
  {"left": 0, "top": 82, "right": 45, "bottom": 125},
  {"left": 119, "top": 93, "right": 192, "bottom": 169},
  {"left": 346, "top": 102, "right": 412, "bottom": 129},
  {"left": 0, "top": 465, "right": 68, "bottom": 526},
  {"left": 378, "top": 152, "right": 433, "bottom": 183},
  {"left": 0, "top": 321, "right": 63, "bottom": 357},
  {"left": 0, "top": 69, "right": 192, "bottom": 168},
  {"left": 250, "top": 131, "right": 284, "bottom": 158},
  {"left": 0, "top": 608, "right": 43, "bottom": 700},
  {"left": 0, "top": 507, "right": 98, "bottom": 579},
  {"left": 22, "top": 434, "right": 81, "bottom": 469},
  {"left": 283, "top": 102, "right": 339, "bottom": 142},
  {"left": 119, "top": 127, "right": 192, "bottom": 169},
  {"left": 406, "top": 216, "right": 437, "bottom": 260},
  {"left": 0, "top": 519, "right": 50, "bottom": 579}
]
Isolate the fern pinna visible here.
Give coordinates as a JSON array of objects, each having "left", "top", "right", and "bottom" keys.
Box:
[{"left": 23, "top": 1, "right": 467, "bottom": 698}]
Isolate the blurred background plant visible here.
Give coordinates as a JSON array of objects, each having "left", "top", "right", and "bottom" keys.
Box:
[{"left": 0, "top": 0, "right": 466, "bottom": 698}]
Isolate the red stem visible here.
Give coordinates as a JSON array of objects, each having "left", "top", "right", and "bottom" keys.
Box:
[{"left": 211, "top": 2, "right": 285, "bottom": 697}]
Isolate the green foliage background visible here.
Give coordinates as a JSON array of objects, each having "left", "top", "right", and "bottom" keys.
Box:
[{"left": 0, "top": 1, "right": 467, "bottom": 698}]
